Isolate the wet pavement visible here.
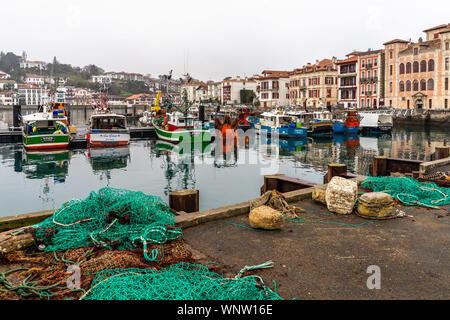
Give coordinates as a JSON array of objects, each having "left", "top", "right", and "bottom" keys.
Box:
[{"left": 183, "top": 199, "right": 450, "bottom": 300}]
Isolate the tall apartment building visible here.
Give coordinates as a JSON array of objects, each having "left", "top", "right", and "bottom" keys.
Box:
[
  {"left": 289, "top": 59, "right": 338, "bottom": 108},
  {"left": 336, "top": 56, "right": 358, "bottom": 108},
  {"left": 384, "top": 23, "right": 450, "bottom": 109},
  {"left": 356, "top": 49, "right": 385, "bottom": 108},
  {"left": 257, "top": 71, "right": 290, "bottom": 107}
]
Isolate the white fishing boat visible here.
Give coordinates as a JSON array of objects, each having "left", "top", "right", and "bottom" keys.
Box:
[
  {"left": 87, "top": 87, "right": 130, "bottom": 148},
  {"left": 359, "top": 112, "right": 393, "bottom": 133}
]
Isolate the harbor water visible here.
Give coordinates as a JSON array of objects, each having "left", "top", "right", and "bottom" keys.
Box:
[{"left": 0, "top": 125, "right": 448, "bottom": 216}]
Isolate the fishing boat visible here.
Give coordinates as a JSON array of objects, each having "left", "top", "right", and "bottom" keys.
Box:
[
  {"left": 255, "top": 109, "right": 307, "bottom": 138},
  {"left": 236, "top": 106, "right": 255, "bottom": 131},
  {"left": 359, "top": 112, "right": 393, "bottom": 133},
  {"left": 153, "top": 111, "right": 213, "bottom": 143},
  {"left": 343, "top": 110, "right": 360, "bottom": 134},
  {"left": 289, "top": 111, "right": 334, "bottom": 137},
  {"left": 87, "top": 87, "right": 130, "bottom": 148},
  {"left": 332, "top": 120, "right": 345, "bottom": 134},
  {"left": 21, "top": 105, "right": 71, "bottom": 150},
  {"left": 152, "top": 89, "right": 214, "bottom": 144}
]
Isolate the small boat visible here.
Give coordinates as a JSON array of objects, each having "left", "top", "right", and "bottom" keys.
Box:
[
  {"left": 236, "top": 106, "right": 255, "bottom": 131},
  {"left": 290, "top": 111, "right": 334, "bottom": 137},
  {"left": 255, "top": 109, "right": 307, "bottom": 138},
  {"left": 22, "top": 105, "right": 71, "bottom": 150},
  {"left": 359, "top": 112, "right": 393, "bottom": 133},
  {"left": 343, "top": 110, "right": 360, "bottom": 134},
  {"left": 332, "top": 120, "right": 345, "bottom": 134},
  {"left": 153, "top": 111, "right": 214, "bottom": 143},
  {"left": 87, "top": 88, "right": 130, "bottom": 148}
]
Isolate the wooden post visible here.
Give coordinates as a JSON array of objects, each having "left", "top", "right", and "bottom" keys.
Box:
[
  {"left": 324, "top": 164, "right": 347, "bottom": 183},
  {"left": 261, "top": 174, "right": 285, "bottom": 195},
  {"left": 434, "top": 146, "right": 450, "bottom": 160},
  {"left": 372, "top": 156, "right": 388, "bottom": 177},
  {"left": 169, "top": 190, "right": 199, "bottom": 213}
]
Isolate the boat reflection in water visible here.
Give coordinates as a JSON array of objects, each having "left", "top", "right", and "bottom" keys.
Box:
[
  {"left": 87, "top": 146, "right": 131, "bottom": 171},
  {"left": 20, "top": 148, "right": 70, "bottom": 182}
]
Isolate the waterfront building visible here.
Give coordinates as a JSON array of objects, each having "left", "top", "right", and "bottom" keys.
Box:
[
  {"left": 336, "top": 56, "right": 358, "bottom": 108},
  {"left": 125, "top": 93, "right": 156, "bottom": 106},
  {"left": 384, "top": 23, "right": 450, "bottom": 109},
  {"left": 207, "top": 81, "right": 221, "bottom": 103},
  {"left": 24, "top": 74, "right": 44, "bottom": 86},
  {"left": 355, "top": 49, "right": 385, "bottom": 108},
  {"left": 0, "top": 71, "right": 10, "bottom": 80},
  {"left": 0, "top": 80, "right": 17, "bottom": 91},
  {"left": 18, "top": 84, "right": 43, "bottom": 105},
  {"left": 105, "top": 72, "right": 144, "bottom": 82},
  {"left": 289, "top": 59, "right": 338, "bottom": 108},
  {"left": 91, "top": 75, "right": 112, "bottom": 84},
  {"left": 180, "top": 80, "right": 208, "bottom": 103},
  {"left": 74, "top": 88, "right": 92, "bottom": 105},
  {"left": 257, "top": 71, "right": 290, "bottom": 107},
  {"left": 19, "top": 60, "right": 46, "bottom": 71},
  {"left": 0, "top": 91, "right": 15, "bottom": 105},
  {"left": 220, "top": 76, "right": 257, "bottom": 105}
]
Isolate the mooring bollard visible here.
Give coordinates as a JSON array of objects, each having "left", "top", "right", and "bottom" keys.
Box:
[
  {"left": 371, "top": 156, "right": 388, "bottom": 177},
  {"left": 324, "top": 164, "right": 347, "bottom": 183},
  {"left": 434, "top": 146, "right": 450, "bottom": 160},
  {"left": 169, "top": 189, "right": 199, "bottom": 213}
]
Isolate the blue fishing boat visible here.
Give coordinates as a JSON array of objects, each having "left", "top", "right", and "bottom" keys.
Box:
[
  {"left": 255, "top": 110, "right": 307, "bottom": 138},
  {"left": 332, "top": 120, "right": 345, "bottom": 134}
]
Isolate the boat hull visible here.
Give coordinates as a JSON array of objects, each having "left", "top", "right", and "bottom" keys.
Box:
[
  {"left": 153, "top": 120, "right": 213, "bottom": 143},
  {"left": 88, "top": 132, "right": 130, "bottom": 148},
  {"left": 333, "top": 122, "right": 345, "bottom": 134},
  {"left": 22, "top": 134, "right": 70, "bottom": 150},
  {"left": 343, "top": 126, "right": 360, "bottom": 134},
  {"left": 257, "top": 124, "right": 308, "bottom": 138}
]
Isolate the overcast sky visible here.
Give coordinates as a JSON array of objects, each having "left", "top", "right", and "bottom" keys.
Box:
[{"left": 1, "top": 0, "right": 448, "bottom": 81}]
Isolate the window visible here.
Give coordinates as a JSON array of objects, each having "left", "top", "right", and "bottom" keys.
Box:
[
  {"left": 374, "top": 70, "right": 378, "bottom": 78},
  {"left": 362, "top": 84, "right": 365, "bottom": 93},
  {"left": 428, "top": 79, "right": 434, "bottom": 91},
  {"left": 421, "top": 79, "right": 426, "bottom": 91},
  {"left": 367, "top": 99, "right": 371, "bottom": 107},
  {"left": 413, "top": 61, "right": 419, "bottom": 73},
  {"left": 368, "top": 71, "right": 371, "bottom": 78},
  {"left": 446, "top": 57, "right": 449, "bottom": 71},
  {"left": 406, "top": 62, "right": 411, "bottom": 74},
  {"left": 413, "top": 80, "right": 419, "bottom": 91},
  {"left": 407, "top": 100, "right": 410, "bottom": 108},
  {"left": 414, "top": 48, "right": 418, "bottom": 55},
  {"left": 389, "top": 50, "right": 393, "bottom": 59},
  {"left": 428, "top": 59, "right": 434, "bottom": 72},
  {"left": 399, "top": 63, "right": 404, "bottom": 74},
  {"left": 390, "top": 65, "right": 393, "bottom": 76},
  {"left": 406, "top": 81, "right": 411, "bottom": 91},
  {"left": 362, "top": 71, "right": 365, "bottom": 79},
  {"left": 361, "top": 99, "right": 365, "bottom": 107},
  {"left": 429, "top": 99, "right": 432, "bottom": 108},
  {"left": 374, "top": 58, "right": 378, "bottom": 66},
  {"left": 390, "top": 82, "right": 393, "bottom": 93},
  {"left": 420, "top": 60, "right": 427, "bottom": 72},
  {"left": 446, "top": 78, "right": 449, "bottom": 90},
  {"left": 445, "top": 99, "right": 448, "bottom": 109},
  {"left": 399, "top": 81, "right": 405, "bottom": 92},
  {"left": 362, "top": 60, "right": 365, "bottom": 67},
  {"left": 446, "top": 42, "right": 449, "bottom": 51}
]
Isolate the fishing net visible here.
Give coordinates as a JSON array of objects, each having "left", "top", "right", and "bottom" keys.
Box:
[
  {"left": 361, "top": 177, "right": 450, "bottom": 209},
  {"left": 80, "top": 263, "right": 282, "bottom": 300},
  {"left": 32, "top": 188, "right": 182, "bottom": 258}
]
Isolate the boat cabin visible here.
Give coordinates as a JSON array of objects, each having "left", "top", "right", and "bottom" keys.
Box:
[
  {"left": 167, "top": 112, "right": 195, "bottom": 131},
  {"left": 90, "top": 115, "right": 127, "bottom": 131}
]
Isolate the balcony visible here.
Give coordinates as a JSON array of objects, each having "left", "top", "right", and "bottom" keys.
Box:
[{"left": 364, "top": 91, "right": 372, "bottom": 96}]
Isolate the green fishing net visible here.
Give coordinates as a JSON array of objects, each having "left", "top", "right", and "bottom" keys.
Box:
[
  {"left": 32, "top": 188, "right": 182, "bottom": 257},
  {"left": 361, "top": 177, "right": 450, "bottom": 208},
  {"left": 81, "top": 263, "right": 282, "bottom": 300}
]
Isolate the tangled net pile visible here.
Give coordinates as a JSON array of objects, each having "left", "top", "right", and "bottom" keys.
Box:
[
  {"left": 32, "top": 188, "right": 182, "bottom": 260},
  {"left": 362, "top": 177, "right": 450, "bottom": 209},
  {"left": 80, "top": 263, "right": 282, "bottom": 300}
]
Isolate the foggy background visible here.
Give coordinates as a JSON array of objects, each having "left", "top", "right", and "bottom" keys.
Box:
[{"left": 1, "top": 0, "right": 448, "bottom": 80}]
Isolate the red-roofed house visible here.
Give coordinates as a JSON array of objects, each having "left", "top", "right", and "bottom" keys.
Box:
[
  {"left": 24, "top": 74, "right": 44, "bottom": 86},
  {"left": 289, "top": 58, "right": 338, "bottom": 108},
  {"left": 257, "top": 71, "right": 290, "bottom": 107}
]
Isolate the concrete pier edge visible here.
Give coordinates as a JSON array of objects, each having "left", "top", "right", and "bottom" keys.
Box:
[{"left": 0, "top": 177, "right": 367, "bottom": 234}]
